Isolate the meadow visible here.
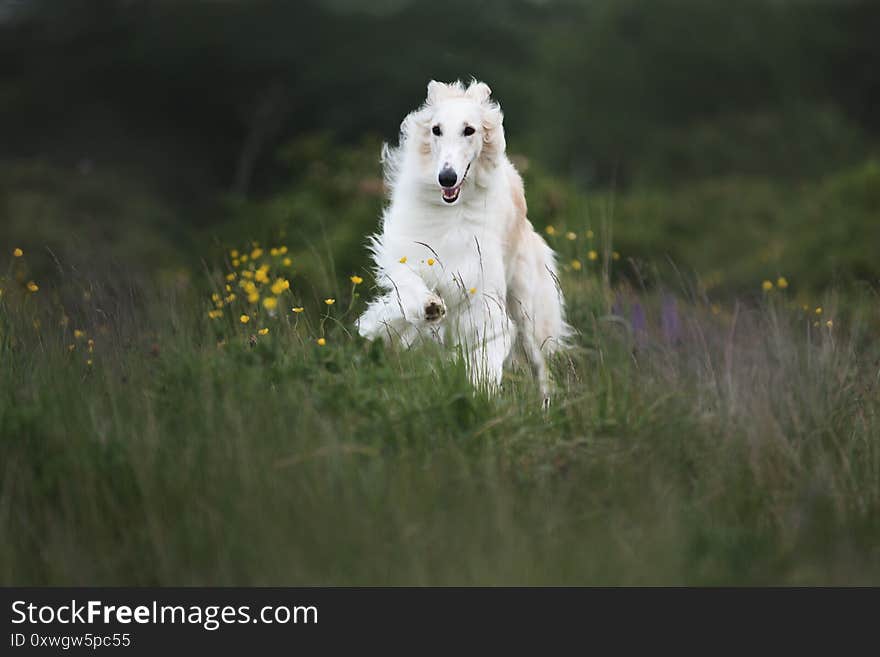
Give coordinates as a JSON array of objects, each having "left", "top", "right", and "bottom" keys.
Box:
[{"left": 2, "top": 150, "right": 879, "bottom": 585}]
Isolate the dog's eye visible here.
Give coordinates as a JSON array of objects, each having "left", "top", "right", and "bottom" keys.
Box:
[
  {"left": 463, "top": 126, "right": 476, "bottom": 136},
  {"left": 432, "top": 125, "right": 442, "bottom": 136}
]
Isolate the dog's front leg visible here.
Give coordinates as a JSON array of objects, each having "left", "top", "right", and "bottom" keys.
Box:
[
  {"left": 380, "top": 266, "right": 446, "bottom": 327},
  {"left": 459, "top": 297, "right": 515, "bottom": 394}
]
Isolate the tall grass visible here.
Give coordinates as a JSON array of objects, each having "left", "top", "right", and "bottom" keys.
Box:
[{"left": 0, "top": 245, "right": 878, "bottom": 585}]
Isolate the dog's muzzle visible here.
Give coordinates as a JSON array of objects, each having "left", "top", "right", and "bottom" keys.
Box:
[{"left": 439, "top": 164, "right": 470, "bottom": 204}]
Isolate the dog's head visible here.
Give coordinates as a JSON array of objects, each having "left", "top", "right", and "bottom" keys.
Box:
[{"left": 407, "top": 79, "right": 505, "bottom": 206}]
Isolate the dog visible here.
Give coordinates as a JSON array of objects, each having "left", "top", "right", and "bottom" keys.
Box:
[{"left": 357, "top": 79, "right": 572, "bottom": 404}]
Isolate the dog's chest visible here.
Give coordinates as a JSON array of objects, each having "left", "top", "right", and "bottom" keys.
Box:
[{"left": 408, "top": 222, "right": 504, "bottom": 298}]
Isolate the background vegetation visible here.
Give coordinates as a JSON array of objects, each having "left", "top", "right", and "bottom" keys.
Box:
[{"left": 1, "top": 0, "right": 878, "bottom": 584}]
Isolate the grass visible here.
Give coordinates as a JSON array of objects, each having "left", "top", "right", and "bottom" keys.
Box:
[{"left": 1, "top": 242, "right": 879, "bottom": 585}]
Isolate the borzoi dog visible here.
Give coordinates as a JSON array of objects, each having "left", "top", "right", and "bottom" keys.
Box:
[{"left": 357, "top": 79, "right": 572, "bottom": 404}]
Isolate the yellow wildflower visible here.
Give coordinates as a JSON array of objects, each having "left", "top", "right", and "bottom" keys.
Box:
[
  {"left": 612, "top": 251, "right": 621, "bottom": 261},
  {"left": 586, "top": 229, "right": 594, "bottom": 239},
  {"left": 13, "top": 248, "right": 23, "bottom": 257},
  {"left": 242, "top": 270, "right": 254, "bottom": 280},
  {"left": 427, "top": 258, "right": 435, "bottom": 266},
  {"left": 74, "top": 330, "right": 86, "bottom": 340},
  {"left": 279, "top": 246, "right": 288, "bottom": 255},
  {"left": 240, "top": 314, "right": 250, "bottom": 324},
  {"left": 571, "top": 259, "right": 582, "bottom": 271},
  {"left": 263, "top": 296, "right": 278, "bottom": 310},
  {"left": 292, "top": 307, "right": 304, "bottom": 313},
  {"left": 86, "top": 359, "right": 93, "bottom": 367},
  {"left": 270, "top": 278, "right": 290, "bottom": 295},
  {"left": 225, "top": 294, "right": 236, "bottom": 303},
  {"left": 317, "top": 337, "right": 326, "bottom": 346},
  {"left": 258, "top": 328, "right": 269, "bottom": 336},
  {"left": 777, "top": 277, "right": 789, "bottom": 289},
  {"left": 255, "top": 266, "right": 270, "bottom": 284},
  {"left": 399, "top": 256, "right": 407, "bottom": 264},
  {"left": 211, "top": 292, "right": 221, "bottom": 302},
  {"left": 565, "top": 231, "right": 577, "bottom": 241},
  {"left": 469, "top": 287, "right": 477, "bottom": 295},
  {"left": 208, "top": 309, "right": 223, "bottom": 319},
  {"left": 240, "top": 254, "right": 248, "bottom": 263},
  {"left": 350, "top": 275, "right": 363, "bottom": 285},
  {"left": 226, "top": 272, "right": 236, "bottom": 281},
  {"left": 251, "top": 248, "right": 263, "bottom": 259},
  {"left": 87, "top": 339, "right": 95, "bottom": 353},
  {"left": 230, "top": 249, "right": 239, "bottom": 259},
  {"left": 232, "top": 258, "right": 240, "bottom": 267},
  {"left": 68, "top": 344, "right": 76, "bottom": 352},
  {"left": 27, "top": 281, "right": 39, "bottom": 293},
  {"left": 587, "top": 250, "right": 598, "bottom": 261},
  {"left": 324, "top": 298, "right": 335, "bottom": 306},
  {"left": 282, "top": 257, "right": 292, "bottom": 267},
  {"left": 248, "top": 292, "right": 260, "bottom": 304},
  {"left": 815, "top": 307, "right": 823, "bottom": 315},
  {"left": 270, "top": 248, "right": 279, "bottom": 257},
  {"left": 762, "top": 280, "right": 774, "bottom": 292},
  {"left": 545, "top": 225, "right": 556, "bottom": 236},
  {"left": 826, "top": 319, "right": 833, "bottom": 328}
]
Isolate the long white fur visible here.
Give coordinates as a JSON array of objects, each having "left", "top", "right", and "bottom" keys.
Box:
[{"left": 357, "top": 79, "right": 572, "bottom": 401}]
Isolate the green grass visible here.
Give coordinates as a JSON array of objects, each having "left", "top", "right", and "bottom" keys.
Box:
[
  {"left": 2, "top": 147, "right": 879, "bottom": 585},
  {"left": 2, "top": 250, "right": 879, "bottom": 585}
]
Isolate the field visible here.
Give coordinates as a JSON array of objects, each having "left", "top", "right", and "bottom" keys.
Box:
[{"left": 2, "top": 156, "right": 879, "bottom": 585}]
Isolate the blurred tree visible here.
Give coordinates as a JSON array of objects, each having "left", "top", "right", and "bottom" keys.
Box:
[{"left": 0, "top": 0, "right": 877, "bottom": 197}]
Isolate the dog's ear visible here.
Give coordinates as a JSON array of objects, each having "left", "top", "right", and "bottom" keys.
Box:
[
  {"left": 426, "top": 80, "right": 445, "bottom": 104},
  {"left": 479, "top": 101, "right": 505, "bottom": 168},
  {"left": 466, "top": 81, "right": 492, "bottom": 104}
]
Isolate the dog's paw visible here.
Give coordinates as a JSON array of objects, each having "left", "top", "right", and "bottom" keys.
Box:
[{"left": 423, "top": 294, "right": 446, "bottom": 323}]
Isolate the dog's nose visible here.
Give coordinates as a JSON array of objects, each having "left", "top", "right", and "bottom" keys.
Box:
[{"left": 438, "top": 168, "right": 457, "bottom": 188}]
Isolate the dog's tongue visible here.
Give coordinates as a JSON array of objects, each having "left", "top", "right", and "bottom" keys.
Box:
[{"left": 442, "top": 187, "right": 457, "bottom": 200}]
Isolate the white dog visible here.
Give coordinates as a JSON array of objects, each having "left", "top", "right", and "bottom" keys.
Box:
[{"left": 357, "top": 79, "right": 572, "bottom": 403}]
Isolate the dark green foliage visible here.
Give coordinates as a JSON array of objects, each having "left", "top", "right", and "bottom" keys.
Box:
[{"left": 2, "top": 1, "right": 878, "bottom": 189}]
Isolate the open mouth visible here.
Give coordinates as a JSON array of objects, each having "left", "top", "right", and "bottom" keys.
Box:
[
  {"left": 440, "top": 164, "right": 469, "bottom": 204},
  {"left": 441, "top": 185, "right": 462, "bottom": 204}
]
